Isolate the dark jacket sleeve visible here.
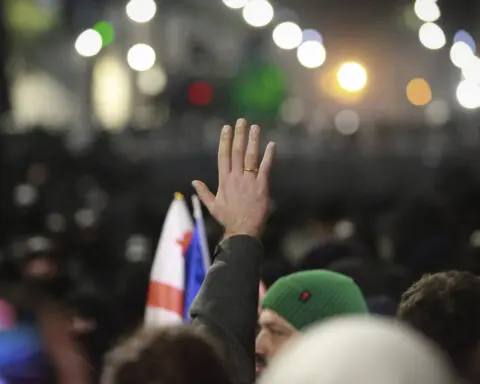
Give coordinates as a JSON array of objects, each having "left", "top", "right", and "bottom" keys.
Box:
[{"left": 190, "top": 235, "right": 262, "bottom": 384}]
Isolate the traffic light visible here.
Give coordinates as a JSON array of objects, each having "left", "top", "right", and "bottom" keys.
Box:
[
  {"left": 230, "top": 61, "right": 287, "bottom": 121},
  {"left": 166, "top": 76, "right": 228, "bottom": 115}
]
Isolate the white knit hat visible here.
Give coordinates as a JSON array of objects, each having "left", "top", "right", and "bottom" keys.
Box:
[{"left": 259, "top": 316, "right": 459, "bottom": 384}]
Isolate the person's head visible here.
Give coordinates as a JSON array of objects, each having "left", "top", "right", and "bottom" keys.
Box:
[
  {"left": 20, "top": 237, "right": 59, "bottom": 282},
  {"left": 258, "top": 316, "right": 458, "bottom": 384},
  {"left": 101, "top": 326, "right": 231, "bottom": 384},
  {"left": 398, "top": 271, "right": 480, "bottom": 384},
  {"left": 256, "top": 270, "right": 368, "bottom": 373}
]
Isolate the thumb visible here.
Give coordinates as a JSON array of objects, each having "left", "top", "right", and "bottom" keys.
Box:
[{"left": 192, "top": 180, "right": 215, "bottom": 213}]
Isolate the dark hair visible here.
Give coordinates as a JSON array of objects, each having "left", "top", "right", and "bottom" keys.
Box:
[
  {"left": 398, "top": 271, "right": 480, "bottom": 374},
  {"left": 102, "top": 326, "right": 231, "bottom": 384}
]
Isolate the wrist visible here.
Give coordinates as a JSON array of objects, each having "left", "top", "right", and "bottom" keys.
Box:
[{"left": 223, "top": 229, "right": 261, "bottom": 240}]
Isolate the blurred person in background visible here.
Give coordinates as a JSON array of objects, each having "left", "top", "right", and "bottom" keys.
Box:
[
  {"left": 4, "top": 235, "right": 70, "bottom": 301},
  {"left": 22, "top": 243, "right": 60, "bottom": 285},
  {"left": 386, "top": 194, "right": 465, "bottom": 277},
  {"left": 328, "top": 257, "right": 413, "bottom": 316},
  {"left": 101, "top": 326, "right": 231, "bottom": 384},
  {"left": 298, "top": 198, "right": 370, "bottom": 271},
  {"left": 300, "top": 238, "right": 371, "bottom": 271},
  {"left": 64, "top": 289, "right": 119, "bottom": 383},
  {"left": 0, "top": 284, "right": 90, "bottom": 384},
  {"left": 398, "top": 271, "right": 480, "bottom": 384},
  {"left": 308, "top": 198, "right": 344, "bottom": 243},
  {"left": 295, "top": 201, "right": 412, "bottom": 316},
  {"left": 255, "top": 270, "right": 368, "bottom": 374},
  {"left": 258, "top": 316, "right": 458, "bottom": 384},
  {"left": 0, "top": 301, "right": 51, "bottom": 384}
]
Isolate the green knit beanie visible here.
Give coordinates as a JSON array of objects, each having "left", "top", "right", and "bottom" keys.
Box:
[{"left": 261, "top": 270, "right": 368, "bottom": 330}]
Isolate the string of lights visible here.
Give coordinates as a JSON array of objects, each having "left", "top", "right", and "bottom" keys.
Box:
[
  {"left": 224, "top": 0, "right": 480, "bottom": 113},
  {"left": 222, "top": 0, "right": 327, "bottom": 70},
  {"left": 222, "top": 0, "right": 368, "bottom": 136},
  {"left": 413, "top": 0, "right": 480, "bottom": 109},
  {"left": 75, "top": 0, "right": 368, "bottom": 101},
  {"left": 74, "top": 0, "right": 158, "bottom": 73},
  {"left": 72, "top": 0, "right": 478, "bottom": 134}
]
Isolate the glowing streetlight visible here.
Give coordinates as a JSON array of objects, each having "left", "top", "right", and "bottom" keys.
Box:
[
  {"left": 222, "top": 0, "right": 249, "bottom": 9},
  {"left": 456, "top": 80, "right": 480, "bottom": 109},
  {"left": 242, "top": 0, "right": 274, "bottom": 28},
  {"left": 414, "top": 0, "right": 441, "bottom": 22},
  {"left": 75, "top": 29, "right": 102, "bottom": 57},
  {"left": 450, "top": 41, "right": 475, "bottom": 69},
  {"left": 127, "top": 44, "right": 156, "bottom": 72},
  {"left": 126, "top": 0, "right": 157, "bottom": 23},
  {"left": 418, "top": 22, "right": 446, "bottom": 50},
  {"left": 297, "top": 41, "right": 326, "bottom": 69},
  {"left": 272, "top": 22, "right": 303, "bottom": 50},
  {"left": 337, "top": 62, "right": 367, "bottom": 92}
]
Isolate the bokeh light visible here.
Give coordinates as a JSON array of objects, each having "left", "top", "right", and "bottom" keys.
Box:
[
  {"left": 418, "top": 22, "right": 446, "bottom": 50},
  {"left": 13, "top": 184, "right": 38, "bottom": 207},
  {"left": 46, "top": 213, "right": 66, "bottom": 233},
  {"left": 414, "top": 0, "right": 441, "bottom": 22},
  {"left": 137, "top": 66, "right": 168, "bottom": 96},
  {"left": 450, "top": 41, "right": 475, "bottom": 69},
  {"left": 280, "top": 97, "right": 306, "bottom": 125},
  {"left": 462, "top": 56, "right": 480, "bottom": 84},
  {"left": 126, "top": 0, "right": 157, "bottom": 23},
  {"left": 403, "top": 7, "right": 422, "bottom": 31},
  {"left": 454, "top": 30, "right": 476, "bottom": 53},
  {"left": 334, "top": 110, "right": 360, "bottom": 135},
  {"left": 75, "top": 208, "right": 96, "bottom": 228},
  {"left": 93, "top": 55, "right": 132, "bottom": 131},
  {"left": 242, "top": 0, "right": 274, "bottom": 28},
  {"left": 74, "top": 29, "right": 102, "bottom": 58},
  {"left": 232, "top": 63, "right": 286, "bottom": 118},
  {"left": 425, "top": 100, "right": 450, "bottom": 126},
  {"left": 456, "top": 80, "right": 480, "bottom": 109},
  {"left": 302, "top": 29, "right": 323, "bottom": 44},
  {"left": 406, "top": 78, "right": 432, "bottom": 106},
  {"left": 337, "top": 62, "right": 367, "bottom": 92},
  {"left": 93, "top": 21, "right": 115, "bottom": 47},
  {"left": 222, "top": 0, "right": 249, "bottom": 9},
  {"left": 272, "top": 22, "right": 303, "bottom": 50},
  {"left": 296, "top": 41, "right": 326, "bottom": 69},
  {"left": 127, "top": 44, "right": 156, "bottom": 72},
  {"left": 126, "top": 235, "right": 149, "bottom": 263},
  {"left": 6, "top": 0, "right": 59, "bottom": 36},
  {"left": 188, "top": 81, "right": 214, "bottom": 106}
]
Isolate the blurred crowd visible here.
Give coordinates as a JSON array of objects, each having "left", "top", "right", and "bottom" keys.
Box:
[{"left": 3, "top": 124, "right": 480, "bottom": 384}]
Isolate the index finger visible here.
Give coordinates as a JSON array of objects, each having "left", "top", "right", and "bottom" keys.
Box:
[{"left": 218, "top": 125, "right": 233, "bottom": 184}]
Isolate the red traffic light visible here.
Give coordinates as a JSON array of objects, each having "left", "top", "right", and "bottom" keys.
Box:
[{"left": 187, "top": 81, "right": 213, "bottom": 106}]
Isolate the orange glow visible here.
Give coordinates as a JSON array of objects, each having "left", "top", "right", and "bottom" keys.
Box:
[{"left": 406, "top": 78, "right": 432, "bottom": 106}]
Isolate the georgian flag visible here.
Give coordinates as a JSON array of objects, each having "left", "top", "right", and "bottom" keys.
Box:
[{"left": 145, "top": 193, "right": 193, "bottom": 325}]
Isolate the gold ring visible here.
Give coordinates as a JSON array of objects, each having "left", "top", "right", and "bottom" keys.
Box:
[{"left": 243, "top": 168, "right": 259, "bottom": 174}]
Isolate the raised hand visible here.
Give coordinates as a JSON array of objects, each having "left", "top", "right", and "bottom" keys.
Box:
[{"left": 192, "top": 118, "right": 276, "bottom": 239}]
